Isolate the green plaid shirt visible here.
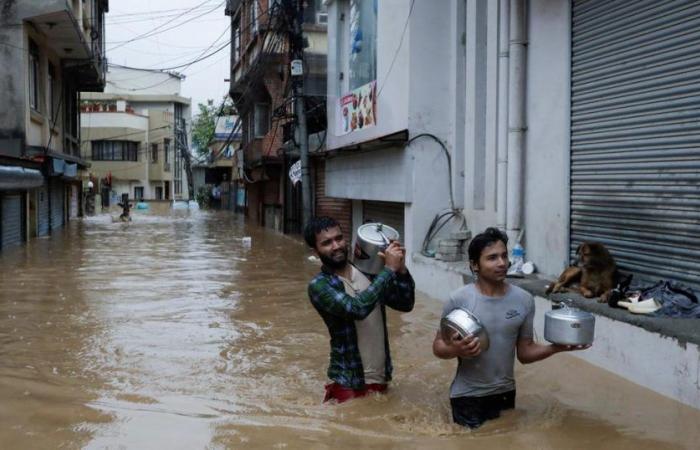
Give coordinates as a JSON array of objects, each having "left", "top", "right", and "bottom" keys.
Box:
[{"left": 308, "top": 265, "right": 415, "bottom": 389}]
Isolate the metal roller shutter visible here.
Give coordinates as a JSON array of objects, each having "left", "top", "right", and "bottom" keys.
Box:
[
  {"left": 50, "top": 179, "right": 64, "bottom": 230},
  {"left": 362, "top": 200, "right": 404, "bottom": 241},
  {"left": 314, "top": 160, "right": 352, "bottom": 236},
  {"left": 37, "top": 185, "right": 50, "bottom": 236},
  {"left": 1, "top": 194, "right": 24, "bottom": 249},
  {"left": 570, "top": 0, "right": 700, "bottom": 289}
]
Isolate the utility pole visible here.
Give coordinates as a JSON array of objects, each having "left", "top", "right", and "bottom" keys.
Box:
[
  {"left": 288, "top": 0, "right": 312, "bottom": 228},
  {"left": 177, "top": 117, "right": 195, "bottom": 201}
]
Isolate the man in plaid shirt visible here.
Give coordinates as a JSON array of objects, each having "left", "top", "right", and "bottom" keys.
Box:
[{"left": 304, "top": 216, "right": 415, "bottom": 403}]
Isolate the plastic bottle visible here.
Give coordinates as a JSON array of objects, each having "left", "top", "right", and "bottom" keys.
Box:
[{"left": 510, "top": 242, "right": 525, "bottom": 274}]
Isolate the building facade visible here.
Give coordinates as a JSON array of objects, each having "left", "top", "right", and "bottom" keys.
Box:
[
  {"left": 323, "top": 0, "right": 700, "bottom": 294},
  {"left": 80, "top": 66, "right": 192, "bottom": 206},
  {"left": 0, "top": 0, "right": 108, "bottom": 250},
  {"left": 226, "top": 0, "right": 332, "bottom": 232}
]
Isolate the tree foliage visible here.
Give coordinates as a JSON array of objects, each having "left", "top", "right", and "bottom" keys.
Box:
[{"left": 191, "top": 98, "right": 235, "bottom": 156}]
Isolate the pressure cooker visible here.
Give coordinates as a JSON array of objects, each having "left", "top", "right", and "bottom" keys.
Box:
[
  {"left": 544, "top": 303, "right": 595, "bottom": 346},
  {"left": 353, "top": 223, "right": 400, "bottom": 275}
]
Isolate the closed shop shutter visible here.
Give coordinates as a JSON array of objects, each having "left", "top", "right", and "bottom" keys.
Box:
[
  {"left": 50, "top": 179, "right": 64, "bottom": 230},
  {"left": 37, "top": 185, "right": 50, "bottom": 237},
  {"left": 1, "top": 194, "right": 24, "bottom": 249},
  {"left": 362, "top": 200, "right": 404, "bottom": 241},
  {"left": 570, "top": 0, "right": 700, "bottom": 289},
  {"left": 314, "top": 160, "right": 352, "bottom": 236},
  {"left": 70, "top": 185, "right": 79, "bottom": 218}
]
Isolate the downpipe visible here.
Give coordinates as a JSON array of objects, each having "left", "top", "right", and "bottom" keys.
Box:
[{"left": 496, "top": 0, "right": 510, "bottom": 230}]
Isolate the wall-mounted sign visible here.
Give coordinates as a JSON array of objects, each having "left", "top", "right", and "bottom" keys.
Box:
[
  {"left": 289, "top": 160, "right": 302, "bottom": 185},
  {"left": 337, "top": 80, "right": 376, "bottom": 136}
]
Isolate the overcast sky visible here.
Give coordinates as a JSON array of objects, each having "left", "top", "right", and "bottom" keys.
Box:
[{"left": 105, "top": 0, "right": 230, "bottom": 111}]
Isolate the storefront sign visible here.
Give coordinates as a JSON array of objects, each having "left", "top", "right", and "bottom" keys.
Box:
[
  {"left": 337, "top": 80, "right": 376, "bottom": 136},
  {"left": 289, "top": 160, "right": 302, "bottom": 185}
]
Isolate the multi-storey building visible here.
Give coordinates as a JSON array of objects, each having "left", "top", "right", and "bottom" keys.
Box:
[
  {"left": 0, "top": 0, "right": 108, "bottom": 250},
  {"left": 226, "top": 0, "right": 333, "bottom": 233},
  {"left": 80, "top": 66, "right": 191, "bottom": 206}
]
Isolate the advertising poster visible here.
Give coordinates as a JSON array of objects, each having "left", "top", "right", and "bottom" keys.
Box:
[{"left": 337, "top": 80, "right": 376, "bottom": 136}]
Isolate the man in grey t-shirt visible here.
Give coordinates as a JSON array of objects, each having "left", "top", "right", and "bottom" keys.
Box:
[{"left": 433, "top": 228, "right": 589, "bottom": 429}]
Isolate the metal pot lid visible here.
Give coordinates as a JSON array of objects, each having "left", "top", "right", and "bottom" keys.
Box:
[
  {"left": 357, "top": 223, "right": 399, "bottom": 245},
  {"left": 547, "top": 305, "right": 594, "bottom": 320}
]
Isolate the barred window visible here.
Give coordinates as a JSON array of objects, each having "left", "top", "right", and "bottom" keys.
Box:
[{"left": 91, "top": 140, "right": 139, "bottom": 161}]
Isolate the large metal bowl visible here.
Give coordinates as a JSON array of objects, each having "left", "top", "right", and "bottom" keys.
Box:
[{"left": 440, "top": 308, "right": 490, "bottom": 352}]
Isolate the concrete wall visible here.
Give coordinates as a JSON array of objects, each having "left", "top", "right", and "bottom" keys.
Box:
[
  {"left": 326, "top": 0, "right": 410, "bottom": 150},
  {"left": 523, "top": 0, "right": 571, "bottom": 275},
  {"left": 533, "top": 296, "right": 700, "bottom": 410},
  {"left": 459, "top": 0, "right": 571, "bottom": 278},
  {"left": 325, "top": 0, "right": 455, "bottom": 253}
]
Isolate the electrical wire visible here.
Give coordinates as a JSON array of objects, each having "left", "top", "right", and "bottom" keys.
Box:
[
  {"left": 107, "top": 1, "right": 225, "bottom": 51},
  {"left": 376, "top": 0, "right": 415, "bottom": 99}
]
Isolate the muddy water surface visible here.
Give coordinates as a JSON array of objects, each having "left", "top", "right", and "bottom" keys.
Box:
[{"left": 1, "top": 210, "right": 698, "bottom": 449}]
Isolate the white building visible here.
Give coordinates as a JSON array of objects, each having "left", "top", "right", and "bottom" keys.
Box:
[
  {"left": 80, "top": 66, "right": 192, "bottom": 203},
  {"left": 324, "top": 0, "right": 700, "bottom": 294},
  {"left": 324, "top": 0, "right": 700, "bottom": 408}
]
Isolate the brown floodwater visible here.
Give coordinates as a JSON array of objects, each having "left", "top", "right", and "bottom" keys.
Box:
[{"left": 1, "top": 210, "right": 699, "bottom": 449}]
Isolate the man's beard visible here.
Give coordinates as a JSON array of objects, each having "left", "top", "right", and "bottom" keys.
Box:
[{"left": 319, "top": 247, "right": 349, "bottom": 270}]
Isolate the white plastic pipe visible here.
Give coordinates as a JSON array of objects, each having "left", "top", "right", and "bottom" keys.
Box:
[
  {"left": 506, "top": 0, "right": 526, "bottom": 238},
  {"left": 496, "top": 0, "right": 510, "bottom": 230}
]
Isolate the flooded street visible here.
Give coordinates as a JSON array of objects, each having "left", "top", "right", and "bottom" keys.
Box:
[{"left": 1, "top": 210, "right": 699, "bottom": 449}]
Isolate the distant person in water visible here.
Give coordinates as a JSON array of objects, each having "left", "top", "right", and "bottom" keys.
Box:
[{"left": 117, "top": 194, "right": 133, "bottom": 222}]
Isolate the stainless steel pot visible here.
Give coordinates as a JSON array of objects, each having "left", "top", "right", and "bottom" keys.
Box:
[
  {"left": 353, "top": 223, "right": 400, "bottom": 275},
  {"left": 440, "top": 308, "right": 490, "bottom": 352},
  {"left": 544, "top": 304, "right": 595, "bottom": 346}
]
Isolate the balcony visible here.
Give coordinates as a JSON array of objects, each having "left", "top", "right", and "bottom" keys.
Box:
[{"left": 20, "top": 0, "right": 108, "bottom": 91}]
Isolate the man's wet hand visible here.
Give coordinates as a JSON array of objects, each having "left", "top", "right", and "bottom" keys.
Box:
[
  {"left": 380, "top": 242, "right": 404, "bottom": 272},
  {"left": 451, "top": 333, "right": 482, "bottom": 358}
]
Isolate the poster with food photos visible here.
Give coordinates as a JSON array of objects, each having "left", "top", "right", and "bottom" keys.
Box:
[{"left": 337, "top": 80, "right": 376, "bottom": 136}]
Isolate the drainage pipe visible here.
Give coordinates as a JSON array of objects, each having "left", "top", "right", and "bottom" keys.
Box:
[
  {"left": 506, "top": 0, "right": 526, "bottom": 239},
  {"left": 496, "top": 0, "right": 510, "bottom": 230}
]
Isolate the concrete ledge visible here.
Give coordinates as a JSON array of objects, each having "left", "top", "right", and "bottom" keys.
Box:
[{"left": 410, "top": 253, "right": 700, "bottom": 409}]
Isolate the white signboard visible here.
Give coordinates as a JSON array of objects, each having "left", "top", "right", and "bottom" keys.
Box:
[{"left": 289, "top": 160, "right": 302, "bottom": 185}]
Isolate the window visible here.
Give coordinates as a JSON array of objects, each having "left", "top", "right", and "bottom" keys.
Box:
[
  {"left": 29, "top": 40, "right": 40, "bottom": 112},
  {"left": 303, "top": 0, "right": 328, "bottom": 25},
  {"left": 163, "top": 138, "right": 170, "bottom": 163},
  {"left": 175, "top": 180, "right": 182, "bottom": 196},
  {"left": 155, "top": 186, "right": 163, "bottom": 200},
  {"left": 250, "top": 0, "right": 258, "bottom": 35},
  {"left": 91, "top": 141, "right": 139, "bottom": 161},
  {"left": 254, "top": 103, "right": 270, "bottom": 137},
  {"left": 348, "top": 0, "right": 377, "bottom": 90},
  {"left": 134, "top": 187, "right": 144, "bottom": 200},
  {"left": 233, "top": 19, "right": 241, "bottom": 64},
  {"left": 151, "top": 143, "right": 158, "bottom": 162}
]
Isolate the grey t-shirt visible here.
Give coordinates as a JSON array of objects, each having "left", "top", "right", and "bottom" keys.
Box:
[{"left": 441, "top": 283, "right": 534, "bottom": 398}]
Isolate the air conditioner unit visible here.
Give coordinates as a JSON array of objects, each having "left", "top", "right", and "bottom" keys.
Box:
[{"left": 316, "top": 13, "right": 328, "bottom": 25}]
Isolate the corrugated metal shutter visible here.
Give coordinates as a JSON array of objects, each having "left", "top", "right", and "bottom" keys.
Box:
[
  {"left": 37, "top": 185, "right": 50, "bottom": 236},
  {"left": 362, "top": 200, "right": 404, "bottom": 241},
  {"left": 1, "top": 194, "right": 24, "bottom": 249},
  {"left": 50, "top": 179, "right": 64, "bottom": 230},
  {"left": 570, "top": 0, "right": 700, "bottom": 289},
  {"left": 314, "top": 160, "right": 352, "bottom": 236},
  {"left": 69, "top": 185, "right": 79, "bottom": 218}
]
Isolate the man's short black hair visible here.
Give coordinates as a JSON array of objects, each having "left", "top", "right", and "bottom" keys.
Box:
[
  {"left": 304, "top": 216, "right": 341, "bottom": 248},
  {"left": 468, "top": 227, "right": 509, "bottom": 264}
]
